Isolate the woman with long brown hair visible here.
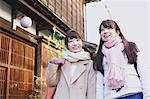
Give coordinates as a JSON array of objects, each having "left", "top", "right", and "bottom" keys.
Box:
[{"left": 94, "top": 19, "right": 150, "bottom": 99}]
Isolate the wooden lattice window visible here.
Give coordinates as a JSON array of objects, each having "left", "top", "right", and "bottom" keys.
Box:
[
  {"left": 0, "top": 34, "right": 35, "bottom": 99},
  {"left": 0, "top": 35, "right": 10, "bottom": 65},
  {"left": 0, "top": 66, "right": 7, "bottom": 99},
  {"left": 9, "top": 39, "right": 35, "bottom": 99}
]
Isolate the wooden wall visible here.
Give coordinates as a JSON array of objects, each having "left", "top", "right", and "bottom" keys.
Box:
[
  {"left": 40, "top": 0, "right": 84, "bottom": 38},
  {"left": 0, "top": 66, "right": 7, "bottom": 99},
  {"left": 36, "top": 41, "right": 57, "bottom": 97},
  {"left": 0, "top": 34, "right": 35, "bottom": 99}
]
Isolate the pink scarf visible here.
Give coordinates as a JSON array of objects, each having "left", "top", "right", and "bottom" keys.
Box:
[{"left": 102, "top": 36, "right": 126, "bottom": 90}]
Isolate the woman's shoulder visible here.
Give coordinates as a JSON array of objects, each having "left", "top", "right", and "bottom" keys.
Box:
[
  {"left": 96, "top": 71, "right": 104, "bottom": 79},
  {"left": 87, "top": 60, "right": 94, "bottom": 66},
  {"left": 88, "top": 59, "right": 93, "bottom": 63},
  {"left": 78, "top": 60, "right": 94, "bottom": 70},
  {"left": 128, "top": 41, "right": 139, "bottom": 50},
  {"left": 77, "top": 59, "right": 93, "bottom": 65}
]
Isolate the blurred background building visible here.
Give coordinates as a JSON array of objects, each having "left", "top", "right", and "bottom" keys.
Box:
[{"left": 0, "top": 0, "right": 97, "bottom": 98}]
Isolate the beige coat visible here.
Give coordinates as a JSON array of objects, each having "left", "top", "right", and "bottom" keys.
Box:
[{"left": 46, "top": 60, "right": 96, "bottom": 99}]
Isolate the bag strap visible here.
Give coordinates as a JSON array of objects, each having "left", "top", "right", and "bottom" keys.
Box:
[{"left": 134, "top": 62, "right": 140, "bottom": 78}]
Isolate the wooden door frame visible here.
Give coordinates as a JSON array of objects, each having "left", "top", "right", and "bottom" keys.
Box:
[{"left": 0, "top": 66, "right": 7, "bottom": 99}]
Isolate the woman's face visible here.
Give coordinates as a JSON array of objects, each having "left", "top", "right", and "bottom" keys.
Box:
[
  {"left": 100, "top": 25, "right": 118, "bottom": 42},
  {"left": 67, "top": 38, "right": 82, "bottom": 53}
]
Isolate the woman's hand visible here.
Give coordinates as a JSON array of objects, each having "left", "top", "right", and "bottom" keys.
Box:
[{"left": 50, "top": 58, "right": 65, "bottom": 65}]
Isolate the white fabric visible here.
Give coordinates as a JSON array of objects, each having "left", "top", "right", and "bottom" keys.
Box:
[
  {"left": 137, "top": 53, "right": 150, "bottom": 99},
  {"left": 96, "top": 71, "right": 104, "bottom": 99},
  {"left": 63, "top": 49, "right": 91, "bottom": 62},
  {"left": 70, "top": 63, "right": 77, "bottom": 79},
  {"left": 96, "top": 52, "right": 150, "bottom": 99}
]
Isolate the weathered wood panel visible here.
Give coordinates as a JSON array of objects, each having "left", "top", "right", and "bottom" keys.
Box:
[
  {"left": 0, "top": 34, "right": 35, "bottom": 99},
  {"left": 48, "top": 0, "right": 56, "bottom": 12},
  {"left": 36, "top": 41, "right": 58, "bottom": 96},
  {"left": 67, "top": 0, "right": 73, "bottom": 27},
  {"left": 62, "top": 0, "right": 67, "bottom": 22},
  {"left": 38, "top": 0, "right": 84, "bottom": 36},
  {"left": 0, "top": 67, "right": 7, "bottom": 99},
  {"left": 55, "top": 0, "right": 62, "bottom": 17}
]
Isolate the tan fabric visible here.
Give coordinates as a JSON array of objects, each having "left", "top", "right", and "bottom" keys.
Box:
[
  {"left": 46, "top": 63, "right": 61, "bottom": 87},
  {"left": 44, "top": 87, "right": 56, "bottom": 99},
  {"left": 46, "top": 60, "right": 96, "bottom": 99}
]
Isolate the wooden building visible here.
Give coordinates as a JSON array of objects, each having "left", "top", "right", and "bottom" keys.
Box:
[{"left": 0, "top": 0, "right": 97, "bottom": 99}]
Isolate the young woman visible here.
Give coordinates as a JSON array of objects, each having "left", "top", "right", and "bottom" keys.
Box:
[
  {"left": 94, "top": 19, "right": 150, "bottom": 99},
  {"left": 46, "top": 30, "right": 96, "bottom": 99}
]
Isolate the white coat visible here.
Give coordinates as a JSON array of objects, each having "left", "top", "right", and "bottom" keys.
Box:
[{"left": 96, "top": 53, "right": 150, "bottom": 99}]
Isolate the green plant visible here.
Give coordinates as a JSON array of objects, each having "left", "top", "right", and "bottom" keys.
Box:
[{"left": 29, "top": 76, "right": 41, "bottom": 99}]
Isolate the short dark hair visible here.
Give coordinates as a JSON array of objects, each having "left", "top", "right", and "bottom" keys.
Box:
[{"left": 65, "top": 30, "right": 81, "bottom": 46}]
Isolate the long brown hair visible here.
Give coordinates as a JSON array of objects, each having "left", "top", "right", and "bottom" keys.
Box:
[{"left": 94, "top": 19, "right": 139, "bottom": 75}]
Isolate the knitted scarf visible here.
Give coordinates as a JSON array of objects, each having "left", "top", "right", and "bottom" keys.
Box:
[
  {"left": 63, "top": 49, "right": 91, "bottom": 62},
  {"left": 102, "top": 36, "right": 126, "bottom": 90}
]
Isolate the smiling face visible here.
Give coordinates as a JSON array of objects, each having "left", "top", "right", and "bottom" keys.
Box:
[
  {"left": 65, "top": 30, "right": 83, "bottom": 53},
  {"left": 99, "top": 20, "right": 121, "bottom": 42},
  {"left": 100, "top": 25, "right": 118, "bottom": 42},
  {"left": 67, "top": 38, "right": 82, "bottom": 53}
]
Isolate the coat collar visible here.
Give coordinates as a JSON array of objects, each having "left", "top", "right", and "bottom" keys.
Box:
[{"left": 61, "top": 60, "right": 89, "bottom": 85}]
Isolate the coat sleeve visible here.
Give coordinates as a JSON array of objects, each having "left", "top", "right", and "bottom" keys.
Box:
[
  {"left": 46, "top": 62, "right": 61, "bottom": 87},
  {"left": 96, "top": 71, "right": 104, "bottom": 99},
  {"left": 87, "top": 60, "right": 96, "bottom": 99},
  {"left": 137, "top": 52, "right": 150, "bottom": 99}
]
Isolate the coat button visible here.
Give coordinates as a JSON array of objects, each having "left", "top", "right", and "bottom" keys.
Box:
[{"left": 60, "top": 85, "right": 62, "bottom": 88}]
